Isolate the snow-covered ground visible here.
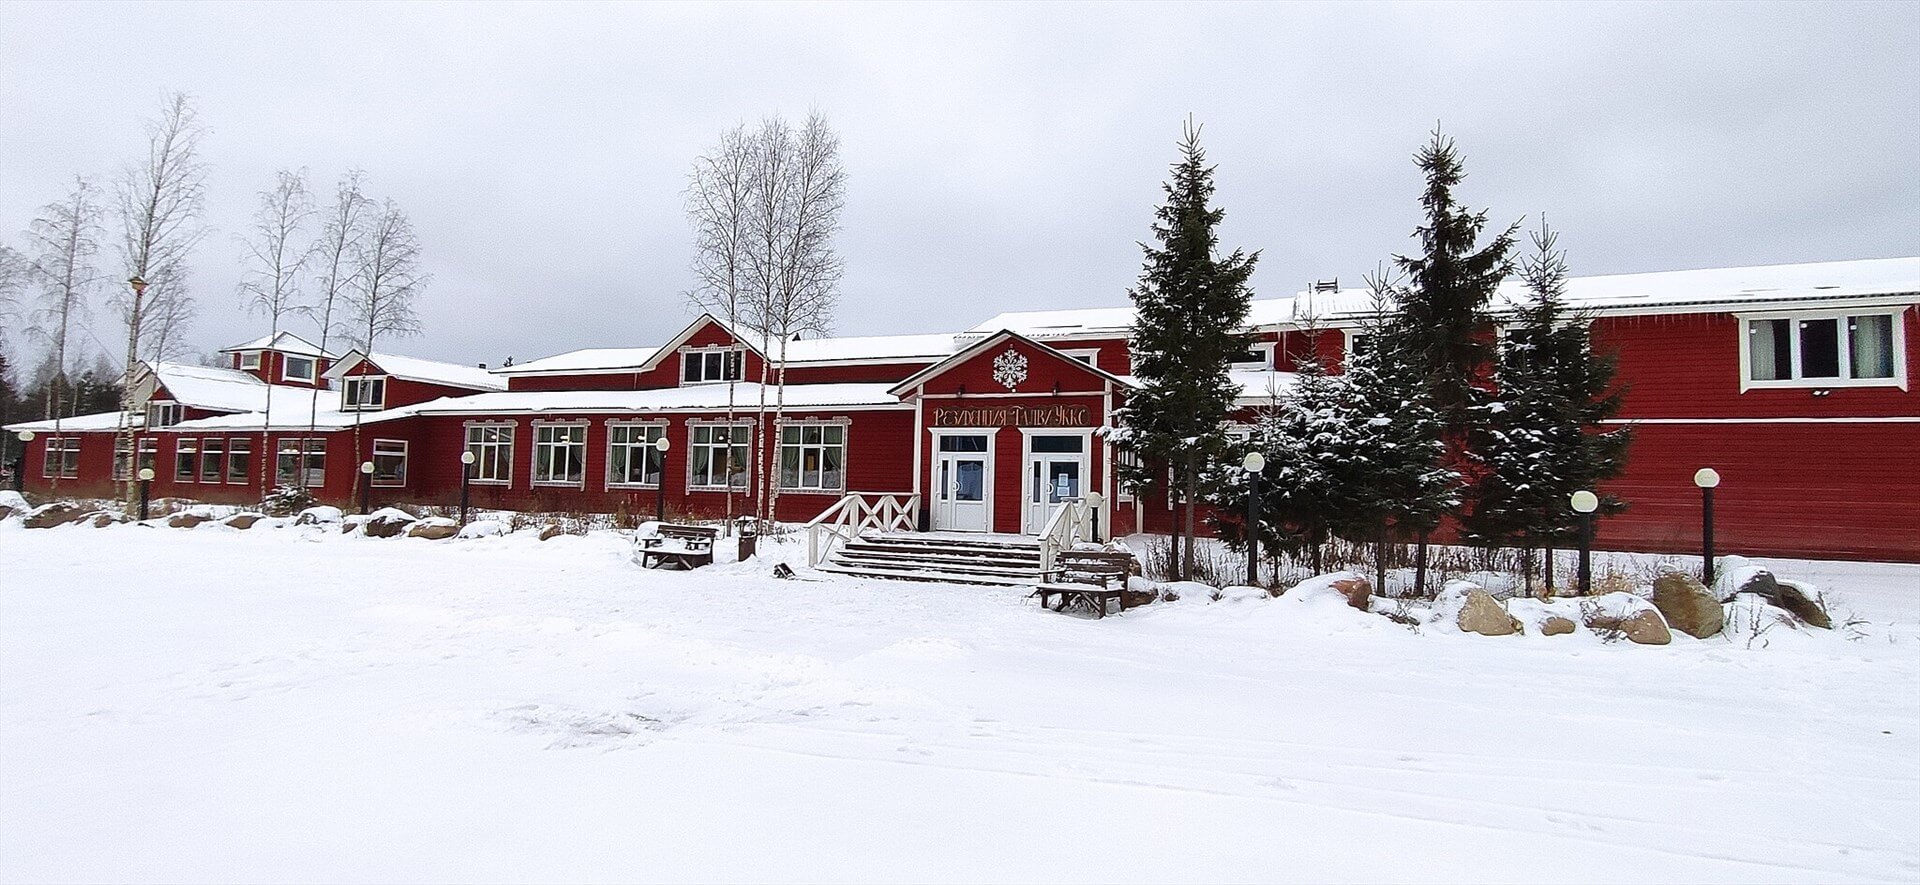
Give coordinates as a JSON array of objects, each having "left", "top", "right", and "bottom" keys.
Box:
[{"left": 2, "top": 520, "right": 1916, "bottom": 883}]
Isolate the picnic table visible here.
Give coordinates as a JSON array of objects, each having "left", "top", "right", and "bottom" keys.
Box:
[{"left": 637, "top": 524, "right": 720, "bottom": 570}]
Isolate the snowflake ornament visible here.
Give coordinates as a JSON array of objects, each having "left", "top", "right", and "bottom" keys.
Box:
[{"left": 992, "top": 348, "right": 1028, "bottom": 390}]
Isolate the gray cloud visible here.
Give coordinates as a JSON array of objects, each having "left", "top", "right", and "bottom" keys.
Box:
[{"left": 3, "top": 1, "right": 1915, "bottom": 368}]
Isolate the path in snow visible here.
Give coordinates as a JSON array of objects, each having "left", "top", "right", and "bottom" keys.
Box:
[{"left": 2, "top": 523, "right": 1916, "bottom": 883}]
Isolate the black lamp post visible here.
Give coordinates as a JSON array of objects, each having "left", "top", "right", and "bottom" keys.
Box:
[
  {"left": 652, "top": 435, "right": 672, "bottom": 522},
  {"left": 1242, "top": 450, "right": 1265, "bottom": 586},
  {"left": 137, "top": 467, "right": 154, "bottom": 521},
  {"left": 1571, "top": 490, "right": 1599, "bottom": 595},
  {"left": 1694, "top": 467, "right": 1720, "bottom": 587},
  {"left": 459, "top": 451, "right": 475, "bottom": 525},
  {"left": 12, "top": 430, "right": 31, "bottom": 493},
  {"left": 359, "top": 460, "right": 374, "bottom": 515}
]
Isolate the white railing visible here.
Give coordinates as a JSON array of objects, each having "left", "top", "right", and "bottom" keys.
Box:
[
  {"left": 1038, "top": 492, "right": 1104, "bottom": 577},
  {"left": 806, "top": 491, "right": 921, "bottom": 566}
]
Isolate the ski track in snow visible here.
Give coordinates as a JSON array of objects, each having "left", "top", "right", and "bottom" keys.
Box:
[{"left": 2, "top": 522, "right": 1917, "bottom": 883}]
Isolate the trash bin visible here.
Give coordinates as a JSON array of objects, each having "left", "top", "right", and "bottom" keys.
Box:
[{"left": 736, "top": 516, "right": 758, "bottom": 561}]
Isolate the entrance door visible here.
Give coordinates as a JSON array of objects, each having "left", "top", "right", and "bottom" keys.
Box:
[
  {"left": 1025, "top": 434, "right": 1086, "bottom": 534},
  {"left": 932, "top": 434, "right": 990, "bottom": 532}
]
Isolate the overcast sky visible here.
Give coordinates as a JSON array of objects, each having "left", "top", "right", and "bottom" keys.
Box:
[{"left": 4, "top": 1, "right": 1916, "bottom": 369}]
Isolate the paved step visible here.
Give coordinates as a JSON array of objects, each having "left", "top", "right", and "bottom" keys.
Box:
[
  {"left": 814, "top": 562, "right": 1039, "bottom": 587},
  {"left": 830, "top": 551, "right": 1047, "bottom": 579},
  {"left": 863, "top": 532, "right": 1042, "bottom": 551},
  {"left": 838, "top": 541, "right": 1043, "bottom": 565}
]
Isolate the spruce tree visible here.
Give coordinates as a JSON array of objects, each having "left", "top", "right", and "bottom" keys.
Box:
[
  {"left": 1464, "top": 221, "right": 1630, "bottom": 591},
  {"left": 1391, "top": 129, "right": 1519, "bottom": 432},
  {"left": 1121, "top": 119, "right": 1258, "bottom": 580}
]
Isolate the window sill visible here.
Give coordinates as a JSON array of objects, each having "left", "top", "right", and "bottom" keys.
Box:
[
  {"left": 1741, "top": 377, "right": 1907, "bottom": 393},
  {"left": 608, "top": 482, "right": 663, "bottom": 490},
  {"left": 469, "top": 479, "right": 511, "bottom": 487},
  {"left": 531, "top": 480, "right": 585, "bottom": 489},
  {"left": 776, "top": 487, "right": 846, "bottom": 496}
]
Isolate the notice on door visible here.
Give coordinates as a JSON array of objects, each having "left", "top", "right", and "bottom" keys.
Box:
[{"left": 932, "top": 405, "right": 1092, "bottom": 428}]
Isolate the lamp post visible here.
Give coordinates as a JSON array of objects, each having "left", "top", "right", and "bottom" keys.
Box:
[
  {"left": 1570, "top": 490, "right": 1599, "bottom": 595},
  {"left": 652, "top": 435, "right": 672, "bottom": 522},
  {"left": 459, "top": 451, "right": 476, "bottom": 526},
  {"left": 1694, "top": 467, "right": 1721, "bottom": 587},
  {"left": 12, "top": 430, "right": 31, "bottom": 493},
  {"left": 136, "top": 467, "right": 155, "bottom": 521},
  {"left": 359, "top": 460, "right": 375, "bottom": 515},
  {"left": 1242, "top": 450, "right": 1265, "bottom": 587}
]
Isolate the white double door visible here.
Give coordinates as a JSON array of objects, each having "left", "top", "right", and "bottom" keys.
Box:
[
  {"left": 1023, "top": 433, "right": 1087, "bottom": 534},
  {"left": 932, "top": 433, "right": 991, "bottom": 533}
]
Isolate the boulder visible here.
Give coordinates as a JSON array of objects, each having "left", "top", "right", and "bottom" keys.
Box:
[
  {"left": 1581, "top": 592, "right": 1673, "bottom": 645},
  {"left": 1776, "top": 580, "right": 1833, "bottom": 629},
  {"left": 362, "top": 508, "right": 416, "bottom": 539},
  {"left": 296, "top": 506, "right": 343, "bottom": 526},
  {"left": 1541, "top": 616, "right": 1577, "bottom": 636},
  {"left": 1329, "top": 575, "right": 1373, "bottom": 611},
  {"left": 457, "top": 519, "right": 508, "bottom": 540},
  {"left": 1651, "top": 572, "right": 1725, "bottom": 639},
  {"left": 1456, "top": 588, "right": 1522, "bottom": 636},
  {"left": 168, "top": 512, "right": 211, "bottom": 529},
  {"left": 537, "top": 524, "right": 563, "bottom": 542},
  {"left": 1734, "top": 568, "right": 1783, "bottom": 603},
  {"left": 407, "top": 518, "right": 459, "bottom": 540},
  {"left": 223, "top": 513, "right": 264, "bottom": 530},
  {"left": 89, "top": 511, "right": 130, "bottom": 528},
  {"left": 24, "top": 502, "right": 88, "bottom": 529}
]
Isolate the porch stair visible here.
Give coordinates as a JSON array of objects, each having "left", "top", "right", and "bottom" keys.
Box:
[{"left": 814, "top": 532, "right": 1047, "bottom": 586}]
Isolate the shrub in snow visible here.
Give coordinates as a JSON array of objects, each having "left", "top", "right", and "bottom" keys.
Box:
[
  {"left": 260, "top": 486, "right": 320, "bottom": 518},
  {"left": 457, "top": 519, "right": 508, "bottom": 540},
  {"left": 1724, "top": 594, "right": 1809, "bottom": 649}
]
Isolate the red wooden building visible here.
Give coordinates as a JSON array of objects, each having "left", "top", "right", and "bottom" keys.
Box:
[{"left": 11, "top": 257, "right": 1917, "bottom": 562}]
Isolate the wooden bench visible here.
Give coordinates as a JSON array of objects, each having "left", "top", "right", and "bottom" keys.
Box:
[
  {"left": 1034, "top": 582, "right": 1127, "bottom": 618},
  {"left": 637, "top": 524, "right": 720, "bottom": 570},
  {"left": 1041, "top": 549, "right": 1138, "bottom": 589}
]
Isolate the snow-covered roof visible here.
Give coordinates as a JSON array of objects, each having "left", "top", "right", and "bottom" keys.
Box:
[
  {"left": 493, "top": 347, "right": 662, "bottom": 376},
  {"left": 139, "top": 362, "right": 317, "bottom": 414},
  {"left": 408, "top": 382, "right": 905, "bottom": 416},
  {"left": 973, "top": 257, "right": 1920, "bottom": 336},
  {"left": 166, "top": 397, "right": 414, "bottom": 432},
  {"left": 327, "top": 351, "right": 507, "bottom": 391},
  {"left": 218, "top": 331, "right": 336, "bottom": 358},
  {"left": 781, "top": 332, "right": 960, "bottom": 363},
  {"left": 3, "top": 410, "right": 136, "bottom": 434}
]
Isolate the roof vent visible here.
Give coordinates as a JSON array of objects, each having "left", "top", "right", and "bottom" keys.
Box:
[
  {"left": 1311, "top": 279, "right": 1340, "bottom": 293},
  {"left": 477, "top": 362, "right": 487, "bottom": 370}
]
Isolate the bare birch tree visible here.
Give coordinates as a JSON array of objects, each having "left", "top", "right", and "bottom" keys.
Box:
[
  {"left": 25, "top": 177, "right": 105, "bottom": 490},
  {"left": 238, "top": 169, "right": 316, "bottom": 493},
  {"left": 301, "top": 171, "right": 372, "bottom": 488},
  {"left": 345, "top": 199, "right": 426, "bottom": 503},
  {"left": 113, "top": 92, "right": 208, "bottom": 506},
  {"left": 686, "top": 123, "right": 756, "bottom": 528}
]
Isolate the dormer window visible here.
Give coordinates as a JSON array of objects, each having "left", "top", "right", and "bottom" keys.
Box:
[
  {"left": 283, "top": 355, "right": 317, "bottom": 383},
  {"left": 342, "top": 376, "right": 387, "bottom": 411},
  {"left": 238, "top": 352, "right": 261, "bottom": 370},
  {"left": 682, "top": 348, "right": 744, "bottom": 385},
  {"left": 146, "top": 401, "right": 184, "bottom": 428}
]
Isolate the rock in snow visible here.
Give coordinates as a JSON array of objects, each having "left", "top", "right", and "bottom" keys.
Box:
[
  {"left": 296, "top": 506, "right": 343, "bottom": 526},
  {"left": 1437, "top": 581, "right": 1522, "bottom": 636},
  {"left": 23, "top": 502, "right": 87, "bottom": 529},
  {"left": 457, "top": 519, "right": 509, "bottom": 540},
  {"left": 362, "top": 508, "right": 417, "bottom": 539},
  {"left": 1581, "top": 592, "right": 1673, "bottom": 645},
  {"left": 1651, "top": 572, "right": 1725, "bottom": 638},
  {"left": 408, "top": 518, "right": 460, "bottom": 540}
]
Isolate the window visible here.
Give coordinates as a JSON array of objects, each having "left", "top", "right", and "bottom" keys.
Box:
[
  {"left": 1060, "top": 348, "right": 1101, "bottom": 367},
  {"left": 175, "top": 438, "right": 198, "bottom": 482},
  {"left": 1230, "top": 342, "right": 1275, "bottom": 370},
  {"left": 276, "top": 438, "right": 326, "bottom": 487},
  {"left": 238, "top": 352, "right": 261, "bottom": 370},
  {"left": 465, "top": 424, "right": 514, "bottom": 485},
  {"left": 1114, "top": 445, "right": 1138, "bottom": 502},
  {"left": 681, "top": 348, "right": 744, "bottom": 384},
  {"left": 342, "top": 377, "right": 387, "bottom": 411},
  {"left": 532, "top": 424, "right": 586, "bottom": 486},
  {"left": 372, "top": 440, "right": 408, "bottom": 487},
  {"left": 227, "top": 438, "right": 253, "bottom": 484},
  {"left": 146, "top": 401, "right": 183, "bottom": 428},
  {"left": 114, "top": 437, "right": 132, "bottom": 481},
  {"left": 689, "top": 424, "right": 751, "bottom": 489},
  {"left": 1743, "top": 311, "right": 1904, "bottom": 388},
  {"left": 283, "top": 355, "right": 317, "bottom": 383},
  {"left": 200, "top": 438, "right": 225, "bottom": 483},
  {"left": 1344, "top": 331, "right": 1375, "bottom": 361},
  {"left": 607, "top": 423, "right": 666, "bottom": 487},
  {"left": 779, "top": 423, "right": 845, "bottom": 492},
  {"left": 137, "top": 439, "right": 158, "bottom": 475},
  {"left": 42, "top": 437, "right": 79, "bottom": 479}
]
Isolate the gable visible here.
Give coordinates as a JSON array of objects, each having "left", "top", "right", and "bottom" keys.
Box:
[{"left": 889, "top": 331, "right": 1123, "bottom": 397}]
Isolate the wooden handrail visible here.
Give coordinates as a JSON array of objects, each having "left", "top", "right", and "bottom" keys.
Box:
[{"left": 806, "top": 491, "right": 921, "bottom": 566}]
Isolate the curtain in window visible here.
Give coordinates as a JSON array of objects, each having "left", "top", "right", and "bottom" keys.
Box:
[
  {"left": 1850, "top": 314, "right": 1894, "bottom": 379},
  {"left": 1749, "top": 319, "right": 1789, "bottom": 381}
]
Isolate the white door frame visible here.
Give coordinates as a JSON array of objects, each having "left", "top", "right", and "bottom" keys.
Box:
[
  {"left": 928, "top": 428, "right": 998, "bottom": 532},
  {"left": 1020, "top": 428, "right": 1093, "bottom": 535}
]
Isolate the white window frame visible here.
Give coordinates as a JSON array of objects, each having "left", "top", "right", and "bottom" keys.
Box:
[
  {"left": 777, "top": 419, "right": 849, "bottom": 494},
  {"left": 342, "top": 376, "right": 388, "bottom": 411},
  {"left": 687, "top": 421, "right": 753, "bottom": 491},
  {"left": 1230, "top": 341, "right": 1276, "bottom": 371},
  {"left": 1113, "top": 444, "right": 1138, "bottom": 502},
  {"left": 146, "top": 401, "right": 184, "bottom": 428},
  {"left": 371, "top": 439, "right": 409, "bottom": 488},
  {"left": 680, "top": 346, "right": 745, "bottom": 386},
  {"left": 605, "top": 420, "right": 668, "bottom": 489},
  {"left": 1737, "top": 308, "right": 1908, "bottom": 392},
  {"left": 174, "top": 437, "right": 198, "bottom": 482},
  {"left": 275, "top": 437, "right": 326, "bottom": 488},
  {"left": 531, "top": 421, "right": 588, "bottom": 488},
  {"left": 1059, "top": 348, "right": 1102, "bottom": 368},
  {"left": 282, "top": 355, "right": 318, "bottom": 383},
  {"left": 1341, "top": 328, "right": 1374, "bottom": 364},
  {"left": 226, "top": 437, "right": 253, "bottom": 485},
  {"left": 136, "top": 438, "right": 158, "bottom": 476},
  {"left": 113, "top": 437, "right": 132, "bottom": 481},
  {"left": 464, "top": 422, "right": 515, "bottom": 486},
  {"left": 42, "top": 437, "right": 80, "bottom": 479},
  {"left": 199, "top": 437, "right": 226, "bottom": 483},
  {"left": 238, "top": 351, "right": 262, "bottom": 370}
]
